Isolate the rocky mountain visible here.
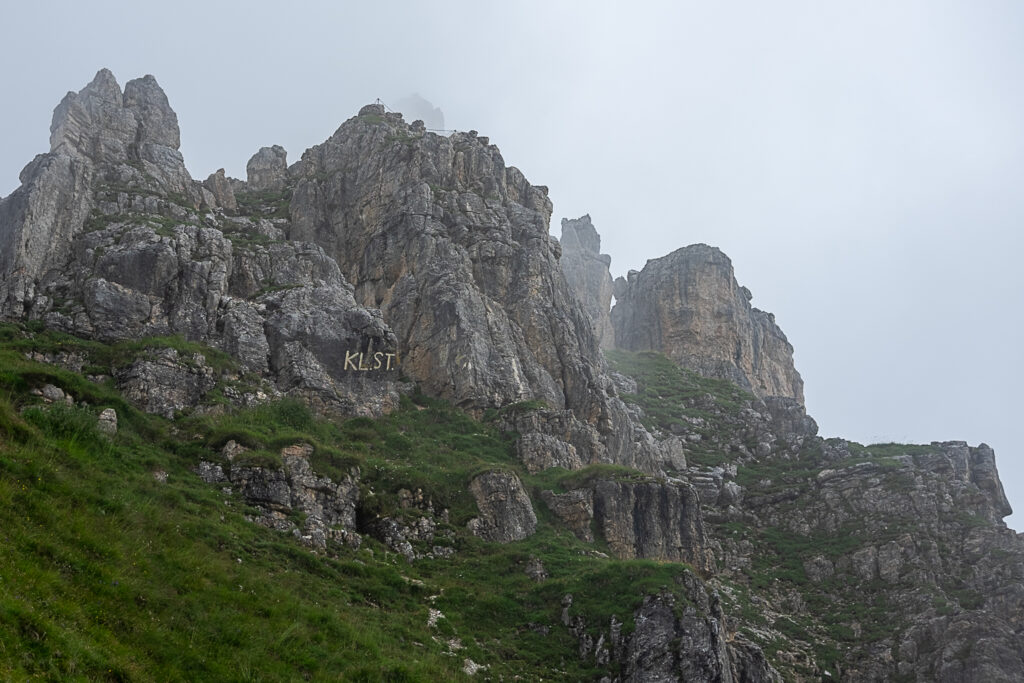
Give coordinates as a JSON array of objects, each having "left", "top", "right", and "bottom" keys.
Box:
[{"left": 1, "top": 69, "right": 1021, "bottom": 682}]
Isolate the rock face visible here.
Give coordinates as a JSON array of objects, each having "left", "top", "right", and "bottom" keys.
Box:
[
  {"left": 117, "top": 348, "right": 217, "bottom": 419},
  {"left": 559, "top": 215, "right": 615, "bottom": 349},
  {"left": 697, "top": 430, "right": 1023, "bottom": 680},
  {"left": 562, "top": 572, "right": 781, "bottom": 682},
  {"left": 593, "top": 479, "right": 713, "bottom": 572},
  {"left": 1, "top": 68, "right": 195, "bottom": 317},
  {"left": 203, "top": 168, "right": 237, "bottom": 210},
  {"left": 540, "top": 489, "right": 594, "bottom": 542},
  {"left": 466, "top": 470, "right": 537, "bottom": 543},
  {"left": 540, "top": 478, "right": 713, "bottom": 570},
  {"left": 284, "top": 104, "right": 664, "bottom": 468},
  {"left": 199, "top": 443, "right": 361, "bottom": 550},
  {"left": 611, "top": 245, "right": 804, "bottom": 404}
]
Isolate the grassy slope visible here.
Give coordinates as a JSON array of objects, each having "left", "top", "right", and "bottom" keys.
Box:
[{"left": 0, "top": 325, "right": 703, "bottom": 681}]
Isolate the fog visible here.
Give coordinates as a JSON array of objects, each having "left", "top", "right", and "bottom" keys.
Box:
[{"left": 2, "top": 1, "right": 1022, "bottom": 528}]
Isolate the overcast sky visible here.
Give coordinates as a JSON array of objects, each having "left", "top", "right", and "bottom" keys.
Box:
[{"left": 2, "top": 1, "right": 1022, "bottom": 528}]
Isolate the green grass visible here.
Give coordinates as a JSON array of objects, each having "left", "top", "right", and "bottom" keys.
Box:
[
  {"left": 604, "top": 349, "right": 754, "bottom": 467},
  {"left": 234, "top": 188, "right": 291, "bottom": 220},
  {"left": 605, "top": 349, "right": 752, "bottom": 420}
]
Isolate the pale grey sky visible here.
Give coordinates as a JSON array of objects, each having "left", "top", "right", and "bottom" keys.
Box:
[{"left": 2, "top": 1, "right": 1022, "bottom": 527}]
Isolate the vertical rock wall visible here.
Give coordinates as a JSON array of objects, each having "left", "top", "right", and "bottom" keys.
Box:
[{"left": 611, "top": 244, "right": 805, "bottom": 405}]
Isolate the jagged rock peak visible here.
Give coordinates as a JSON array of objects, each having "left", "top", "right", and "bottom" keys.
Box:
[
  {"left": 1, "top": 71, "right": 406, "bottom": 416},
  {"left": 1, "top": 69, "right": 201, "bottom": 317},
  {"left": 123, "top": 74, "right": 181, "bottom": 149},
  {"left": 203, "top": 168, "right": 237, "bottom": 210},
  {"left": 50, "top": 69, "right": 182, "bottom": 164},
  {"left": 559, "top": 215, "right": 615, "bottom": 350},
  {"left": 611, "top": 243, "right": 805, "bottom": 405},
  {"left": 560, "top": 214, "right": 602, "bottom": 254}
]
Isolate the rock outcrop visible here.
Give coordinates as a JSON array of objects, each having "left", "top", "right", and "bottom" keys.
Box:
[
  {"left": 466, "top": 470, "right": 537, "bottom": 543},
  {"left": 559, "top": 215, "right": 615, "bottom": 349},
  {"left": 199, "top": 443, "right": 361, "bottom": 550},
  {"left": 701, "top": 428, "right": 1023, "bottom": 680},
  {"left": 118, "top": 348, "right": 218, "bottom": 419},
  {"left": 203, "top": 168, "right": 237, "bottom": 210},
  {"left": 592, "top": 479, "right": 713, "bottom": 571},
  {"left": 1, "top": 67, "right": 200, "bottom": 317},
  {"left": 611, "top": 244, "right": 804, "bottom": 404},
  {"left": 562, "top": 572, "right": 781, "bottom": 682},
  {"left": 540, "top": 477, "right": 714, "bottom": 570},
  {"left": 283, "top": 103, "right": 665, "bottom": 468},
  {"left": 0, "top": 71, "right": 404, "bottom": 416}
]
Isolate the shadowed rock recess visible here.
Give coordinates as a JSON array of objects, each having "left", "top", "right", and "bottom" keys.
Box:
[{"left": 2, "top": 70, "right": 1022, "bottom": 681}]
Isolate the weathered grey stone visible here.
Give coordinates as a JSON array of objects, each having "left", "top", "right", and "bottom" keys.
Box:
[
  {"left": 611, "top": 244, "right": 804, "bottom": 404},
  {"left": 197, "top": 460, "right": 227, "bottom": 484},
  {"left": 5, "top": 114, "right": 403, "bottom": 417},
  {"left": 0, "top": 151, "right": 93, "bottom": 317},
  {"left": 116, "top": 348, "right": 216, "bottom": 418},
  {"left": 286, "top": 108, "right": 664, "bottom": 470},
  {"left": 592, "top": 479, "right": 713, "bottom": 571},
  {"left": 366, "top": 514, "right": 450, "bottom": 562},
  {"left": 541, "top": 488, "right": 595, "bottom": 542},
  {"left": 517, "top": 432, "right": 582, "bottom": 473},
  {"left": 246, "top": 145, "right": 287, "bottom": 191},
  {"left": 40, "top": 384, "right": 66, "bottom": 403},
  {"left": 97, "top": 407, "right": 117, "bottom": 436},
  {"left": 210, "top": 443, "right": 361, "bottom": 550},
  {"left": 559, "top": 215, "right": 615, "bottom": 349},
  {"left": 525, "top": 556, "right": 548, "bottom": 582},
  {"left": 203, "top": 168, "right": 237, "bottom": 210},
  {"left": 466, "top": 470, "right": 537, "bottom": 543},
  {"left": 220, "top": 439, "right": 247, "bottom": 461},
  {"left": 803, "top": 555, "right": 835, "bottom": 583}
]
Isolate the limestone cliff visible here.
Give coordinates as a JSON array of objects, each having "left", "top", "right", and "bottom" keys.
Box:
[
  {"left": 281, "top": 103, "right": 666, "bottom": 470},
  {"left": 611, "top": 244, "right": 805, "bottom": 405},
  {"left": 559, "top": 215, "right": 615, "bottom": 349}
]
